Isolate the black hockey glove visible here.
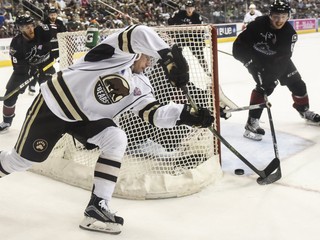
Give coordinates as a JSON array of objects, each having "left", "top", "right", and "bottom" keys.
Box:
[
  {"left": 28, "top": 67, "right": 40, "bottom": 79},
  {"left": 220, "top": 106, "right": 231, "bottom": 120},
  {"left": 244, "top": 59, "right": 264, "bottom": 77},
  {"left": 177, "top": 104, "right": 214, "bottom": 128},
  {"left": 158, "top": 44, "right": 189, "bottom": 88}
]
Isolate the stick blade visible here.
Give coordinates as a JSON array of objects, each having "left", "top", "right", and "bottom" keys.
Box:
[{"left": 256, "top": 158, "right": 282, "bottom": 185}]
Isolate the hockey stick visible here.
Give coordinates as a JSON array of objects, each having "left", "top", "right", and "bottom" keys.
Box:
[
  {"left": 223, "top": 102, "right": 271, "bottom": 113},
  {"left": 181, "top": 86, "right": 281, "bottom": 185},
  {"left": 0, "top": 61, "right": 55, "bottom": 101},
  {"left": 256, "top": 74, "right": 281, "bottom": 184},
  {"left": 218, "top": 50, "right": 233, "bottom": 57}
]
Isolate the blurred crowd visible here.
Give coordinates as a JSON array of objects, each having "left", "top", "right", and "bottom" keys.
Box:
[{"left": 0, "top": 0, "right": 320, "bottom": 38}]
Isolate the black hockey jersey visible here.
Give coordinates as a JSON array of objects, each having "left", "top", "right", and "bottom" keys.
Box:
[
  {"left": 233, "top": 15, "right": 297, "bottom": 75},
  {"left": 43, "top": 18, "right": 67, "bottom": 58},
  {"left": 168, "top": 10, "right": 203, "bottom": 25},
  {"left": 10, "top": 23, "right": 53, "bottom": 75}
]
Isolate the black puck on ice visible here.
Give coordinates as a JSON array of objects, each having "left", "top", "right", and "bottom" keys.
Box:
[{"left": 234, "top": 169, "right": 245, "bottom": 175}]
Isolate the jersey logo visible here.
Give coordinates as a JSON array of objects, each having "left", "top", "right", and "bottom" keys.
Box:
[
  {"left": 292, "top": 34, "right": 298, "bottom": 42},
  {"left": 95, "top": 74, "right": 130, "bottom": 104},
  {"left": 33, "top": 139, "right": 48, "bottom": 152}
]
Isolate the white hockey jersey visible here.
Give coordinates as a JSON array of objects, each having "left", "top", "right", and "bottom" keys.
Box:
[
  {"left": 243, "top": 10, "right": 262, "bottom": 24},
  {"left": 41, "top": 25, "right": 184, "bottom": 128}
]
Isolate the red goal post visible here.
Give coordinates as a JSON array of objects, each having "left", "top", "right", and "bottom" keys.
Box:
[{"left": 30, "top": 25, "right": 222, "bottom": 199}]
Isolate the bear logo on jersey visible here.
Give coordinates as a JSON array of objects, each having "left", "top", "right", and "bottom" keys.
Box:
[
  {"left": 95, "top": 74, "right": 130, "bottom": 104},
  {"left": 33, "top": 139, "right": 48, "bottom": 152}
]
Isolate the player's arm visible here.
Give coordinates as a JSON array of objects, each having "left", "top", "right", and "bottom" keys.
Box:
[
  {"left": 9, "top": 38, "right": 29, "bottom": 76},
  {"left": 131, "top": 95, "right": 213, "bottom": 129}
]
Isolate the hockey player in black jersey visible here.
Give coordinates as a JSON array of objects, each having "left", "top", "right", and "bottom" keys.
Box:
[
  {"left": 233, "top": 0, "right": 320, "bottom": 141},
  {"left": 43, "top": 7, "right": 67, "bottom": 60},
  {"left": 168, "top": 0, "right": 209, "bottom": 75},
  {"left": 0, "top": 15, "right": 55, "bottom": 133},
  {"left": 0, "top": 25, "right": 214, "bottom": 234}
]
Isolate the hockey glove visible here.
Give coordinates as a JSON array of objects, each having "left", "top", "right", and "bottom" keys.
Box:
[
  {"left": 220, "top": 106, "right": 231, "bottom": 120},
  {"left": 28, "top": 67, "right": 40, "bottom": 79},
  {"left": 158, "top": 44, "right": 189, "bottom": 88},
  {"left": 177, "top": 104, "right": 214, "bottom": 128},
  {"left": 244, "top": 59, "right": 264, "bottom": 77}
]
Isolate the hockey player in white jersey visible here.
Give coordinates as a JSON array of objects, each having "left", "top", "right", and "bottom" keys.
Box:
[{"left": 0, "top": 25, "right": 214, "bottom": 234}]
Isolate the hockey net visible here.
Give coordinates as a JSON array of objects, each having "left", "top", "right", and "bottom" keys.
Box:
[{"left": 30, "top": 25, "right": 222, "bottom": 199}]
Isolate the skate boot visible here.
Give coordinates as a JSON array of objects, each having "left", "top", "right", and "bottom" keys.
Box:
[
  {"left": 28, "top": 85, "right": 36, "bottom": 95},
  {"left": 79, "top": 194, "right": 124, "bottom": 234},
  {"left": 0, "top": 122, "right": 11, "bottom": 134},
  {"left": 299, "top": 110, "right": 320, "bottom": 126},
  {"left": 243, "top": 117, "right": 265, "bottom": 141}
]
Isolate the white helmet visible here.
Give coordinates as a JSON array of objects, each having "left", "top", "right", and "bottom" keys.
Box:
[{"left": 249, "top": 4, "right": 256, "bottom": 9}]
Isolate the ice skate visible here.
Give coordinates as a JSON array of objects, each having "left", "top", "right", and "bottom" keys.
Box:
[
  {"left": 28, "top": 85, "right": 36, "bottom": 96},
  {"left": 0, "top": 122, "right": 11, "bottom": 134},
  {"left": 299, "top": 110, "right": 320, "bottom": 126},
  {"left": 243, "top": 117, "right": 265, "bottom": 141},
  {"left": 79, "top": 194, "right": 124, "bottom": 234}
]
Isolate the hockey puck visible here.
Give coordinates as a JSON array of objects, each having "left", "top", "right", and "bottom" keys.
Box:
[{"left": 234, "top": 169, "right": 245, "bottom": 175}]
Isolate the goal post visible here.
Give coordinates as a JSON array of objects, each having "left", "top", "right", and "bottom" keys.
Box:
[{"left": 30, "top": 25, "right": 223, "bottom": 199}]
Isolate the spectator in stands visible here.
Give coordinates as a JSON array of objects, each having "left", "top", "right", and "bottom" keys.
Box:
[
  {"left": 66, "top": 14, "right": 84, "bottom": 31},
  {"left": 242, "top": 3, "right": 262, "bottom": 30}
]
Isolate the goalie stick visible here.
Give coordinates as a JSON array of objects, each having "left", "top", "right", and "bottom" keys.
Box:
[
  {"left": 181, "top": 86, "right": 281, "bottom": 185},
  {"left": 0, "top": 61, "right": 55, "bottom": 101}
]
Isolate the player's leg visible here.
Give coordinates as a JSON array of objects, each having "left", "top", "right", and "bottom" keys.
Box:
[
  {"left": 244, "top": 87, "right": 266, "bottom": 141},
  {"left": 0, "top": 94, "right": 66, "bottom": 177},
  {"left": 189, "top": 43, "right": 210, "bottom": 75},
  {"left": 28, "top": 77, "right": 37, "bottom": 95},
  {"left": 70, "top": 119, "right": 126, "bottom": 234},
  {"left": 281, "top": 62, "right": 320, "bottom": 125},
  {"left": 0, "top": 74, "right": 29, "bottom": 133}
]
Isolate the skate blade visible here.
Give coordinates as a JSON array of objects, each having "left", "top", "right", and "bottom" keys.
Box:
[
  {"left": 0, "top": 128, "right": 10, "bottom": 134},
  {"left": 79, "top": 216, "right": 122, "bottom": 235},
  {"left": 243, "top": 130, "right": 263, "bottom": 141},
  {"left": 304, "top": 119, "right": 320, "bottom": 126}
]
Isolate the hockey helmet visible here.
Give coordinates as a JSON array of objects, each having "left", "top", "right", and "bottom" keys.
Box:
[
  {"left": 270, "top": 0, "right": 291, "bottom": 14},
  {"left": 249, "top": 4, "right": 256, "bottom": 9},
  {"left": 185, "top": 0, "right": 195, "bottom": 7},
  {"left": 48, "top": 7, "right": 58, "bottom": 14},
  {"left": 15, "top": 15, "right": 35, "bottom": 26}
]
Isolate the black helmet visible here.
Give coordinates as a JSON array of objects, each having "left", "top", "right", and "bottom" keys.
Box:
[
  {"left": 185, "top": 0, "right": 195, "bottom": 7},
  {"left": 270, "top": 0, "right": 291, "bottom": 14},
  {"left": 48, "top": 7, "right": 58, "bottom": 14},
  {"left": 15, "top": 15, "right": 34, "bottom": 26}
]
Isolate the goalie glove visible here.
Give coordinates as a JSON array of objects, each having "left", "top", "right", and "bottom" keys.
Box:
[
  {"left": 158, "top": 44, "right": 189, "bottom": 88},
  {"left": 177, "top": 104, "right": 214, "bottom": 128}
]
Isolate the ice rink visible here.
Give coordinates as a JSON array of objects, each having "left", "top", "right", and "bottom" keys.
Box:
[{"left": 1, "top": 32, "right": 320, "bottom": 240}]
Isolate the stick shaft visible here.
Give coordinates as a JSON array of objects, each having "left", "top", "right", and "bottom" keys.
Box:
[
  {"left": 0, "top": 61, "right": 55, "bottom": 101},
  {"left": 223, "top": 103, "right": 270, "bottom": 113}
]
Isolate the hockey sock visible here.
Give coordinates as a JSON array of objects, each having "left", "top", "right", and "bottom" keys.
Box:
[
  {"left": 248, "top": 89, "right": 264, "bottom": 119},
  {"left": 3, "top": 104, "right": 15, "bottom": 124},
  {"left": 292, "top": 94, "right": 309, "bottom": 113}
]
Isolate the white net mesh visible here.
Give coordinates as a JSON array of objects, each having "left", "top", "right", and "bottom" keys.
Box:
[{"left": 30, "top": 25, "right": 222, "bottom": 199}]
